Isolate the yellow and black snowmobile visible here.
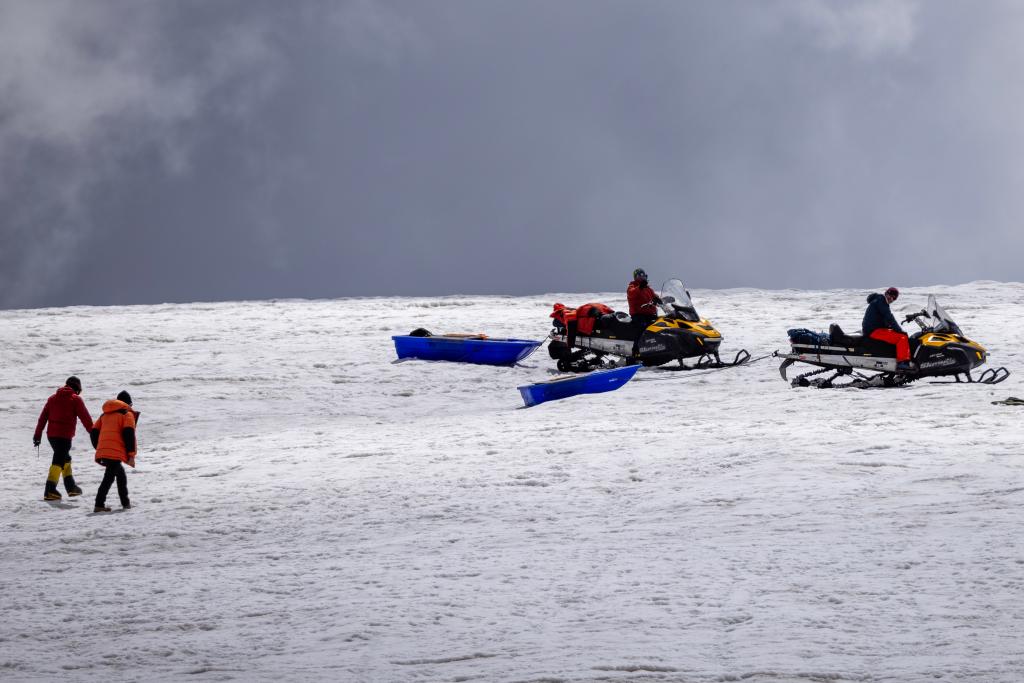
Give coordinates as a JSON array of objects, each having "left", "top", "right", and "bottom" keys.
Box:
[
  {"left": 548, "top": 279, "right": 750, "bottom": 372},
  {"left": 777, "top": 294, "right": 1009, "bottom": 388}
]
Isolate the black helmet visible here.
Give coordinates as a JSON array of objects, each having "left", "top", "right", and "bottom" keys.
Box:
[
  {"left": 116, "top": 390, "right": 133, "bottom": 406},
  {"left": 633, "top": 268, "right": 648, "bottom": 281}
]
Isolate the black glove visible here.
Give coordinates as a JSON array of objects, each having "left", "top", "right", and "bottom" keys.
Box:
[
  {"left": 653, "top": 296, "right": 663, "bottom": 305},
  {"left": 903, "top": 313, "right": 916, "bottom": 323},
  {"left": 33, "top": 437, "right": 41, "bottom": 447}
]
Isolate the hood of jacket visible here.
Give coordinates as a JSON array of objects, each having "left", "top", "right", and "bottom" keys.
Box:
[
  {"left": 866, "top": 292, "right": 884, "bottom": 305},
  {"left": 102, "top": 399, "right": 132, "bottom": 415},
  {"left": 54, "top": 385, "right": 78, "bottom": 401}
]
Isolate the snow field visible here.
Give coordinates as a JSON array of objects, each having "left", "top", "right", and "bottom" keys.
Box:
[{"left": 1, "top": 282, "right": 1023, "bottom": 682}]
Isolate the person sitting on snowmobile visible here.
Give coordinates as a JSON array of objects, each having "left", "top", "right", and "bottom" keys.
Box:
[
  {"left": 627, "top": 268, "right": 662, "bottom": 359},
  {"left": 862, "top": 286, "right": 914, "bottom": 372}
]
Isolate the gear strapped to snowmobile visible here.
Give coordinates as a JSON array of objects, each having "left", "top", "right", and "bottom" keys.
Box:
[
  {"left": 776, "top": 294, "right": 1010, "bottom": 388},
  {"left": 547, "top": 279, "right": 750, "bottom": 372}
]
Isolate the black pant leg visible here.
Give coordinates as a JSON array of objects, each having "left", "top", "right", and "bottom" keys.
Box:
[
  {"left": 631, "top": 315, "right": 655, "bottom": 356},
  {"left": 48, "top": 437, "right": 71, "bottom": 467},
  {"left": 95, "top": 461, "right": 117, "bottom": 506},
  {"left": 113, "top": 463, "right": 129, "bottom": 507}
]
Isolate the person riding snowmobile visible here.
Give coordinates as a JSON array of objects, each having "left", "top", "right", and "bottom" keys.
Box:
[
  {"left": 863, "top": 286, "right": 913, "bottom": 372},
  {"left": 627, "top": 268, "right": 662, "bottom": 358}
]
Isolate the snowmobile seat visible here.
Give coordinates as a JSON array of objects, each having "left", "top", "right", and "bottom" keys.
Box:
[
  {"left": 828, "top": 324, "right": 862, "bottom": 346},
  {"left": 597, "top": 312, "right": 634, "bottom": 336},
  {"left": 829, "top": 324, "right": 897, "bottom": 355}
]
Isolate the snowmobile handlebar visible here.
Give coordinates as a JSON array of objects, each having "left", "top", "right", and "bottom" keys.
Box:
[{"left": 903, "top": 310, "right": 927, "bottom": 324}]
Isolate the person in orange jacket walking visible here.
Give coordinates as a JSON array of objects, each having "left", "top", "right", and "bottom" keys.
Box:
[
  {"left": 91, "top": 391, "right": 139, "bottom": 513},
  {"left": 34, "top": 376, "right": 94, "bottom": 501}
]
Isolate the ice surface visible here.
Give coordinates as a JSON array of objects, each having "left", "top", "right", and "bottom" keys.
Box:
[{"left": 1, "top": 283, "right": 1023, "bottom": 682}]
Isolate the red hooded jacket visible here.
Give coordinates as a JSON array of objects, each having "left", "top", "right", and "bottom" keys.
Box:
[
  {"left": 34, "top": 386, "right": 93, "bottom": 441},
  {"left": 627, "top": 279, "right": 659, "bottom": 317}
]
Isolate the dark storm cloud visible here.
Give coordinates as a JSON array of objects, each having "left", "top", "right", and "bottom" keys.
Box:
[{"left": 1, "top": 0, "right": 1022, "bottom": 309}]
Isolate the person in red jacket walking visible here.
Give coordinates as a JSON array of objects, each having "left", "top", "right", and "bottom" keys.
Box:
[
  {"left": 34, "top": 376, "right": 94, "bottom": 501},
  {"left": 91, "top": 390, "right": 138, "bottom": 512},
  {"left": 626, "top": 268, "right": 662, "bottom": 359}
]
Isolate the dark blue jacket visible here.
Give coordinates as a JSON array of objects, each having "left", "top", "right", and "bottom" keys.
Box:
[{"left": 862, "top": 293, "right": 903, "bottom": 335}]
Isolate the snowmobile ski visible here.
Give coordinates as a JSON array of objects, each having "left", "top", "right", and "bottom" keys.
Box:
[
  {"left": 927, "top": 366, "right": 1010, "bottom": 385},
  {"left": 633, "top": 351, "right": 773, "bottom": 383},
  {"left": 658, "top": 348, "right": 752, "bottom": 371}
]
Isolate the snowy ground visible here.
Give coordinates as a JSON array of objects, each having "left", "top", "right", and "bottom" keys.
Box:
[{"left": 1, "top": 282, "right": 1023, "bottom": 682}]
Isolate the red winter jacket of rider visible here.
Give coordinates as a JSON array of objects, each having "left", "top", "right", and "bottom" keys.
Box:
[
  {"left": 627, "top": 279, "right": 658, "bottom": 317},
  {"left": 34, "top": 386, "right": 94, "bottom": 441}
]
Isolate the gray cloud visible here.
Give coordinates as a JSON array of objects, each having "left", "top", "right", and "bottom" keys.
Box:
[
  {"left": 2, "top": 1, "right": 1022, "bottom": 309},
  {"left": 782, "top": 0, "right": 920, "bottom": 58},
  {"left": 0, "top": 0, "right": 282, "bottom": 306}
]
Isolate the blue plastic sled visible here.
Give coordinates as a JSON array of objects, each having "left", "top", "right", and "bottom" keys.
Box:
[
  {"left": 392, "top": 334, "right": 541, "bottom": 367},
  {"left": 518, "top": 364, "right": 641, "bottom": 407}
]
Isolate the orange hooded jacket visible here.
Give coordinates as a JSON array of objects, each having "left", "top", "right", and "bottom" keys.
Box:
[{"left": 92, "top": 399, "right": 139, "bottom": 467}]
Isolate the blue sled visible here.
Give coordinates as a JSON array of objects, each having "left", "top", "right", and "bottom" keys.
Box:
[
  {"left": 393, "top": 335, "right": 541, "bottom": 367},
  {"left": 518, "top": 364, "right": 641, "bottom": 407}
]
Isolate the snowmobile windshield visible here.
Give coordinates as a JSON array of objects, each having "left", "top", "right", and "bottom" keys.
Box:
[
  {"left": 660, "top": 279, "right": 700, "bottom": 322},
  {"left": 926, "top": 295, "right": 964, "bottom": 336}
]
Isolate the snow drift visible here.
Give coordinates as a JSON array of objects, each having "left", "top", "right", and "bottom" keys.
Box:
[{"left": 1, "top": 282, "right": 1023, "bottom": 682}]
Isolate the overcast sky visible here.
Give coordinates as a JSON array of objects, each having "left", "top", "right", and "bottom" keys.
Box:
[{"left": 1, "top": 0, "right": 1022, "bottom": 309}]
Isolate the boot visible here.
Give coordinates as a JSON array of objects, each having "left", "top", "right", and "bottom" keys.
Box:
[
  {"left": 62, "top": 463, "right": 82, "bottom": 496},
  {"left": 94, "top": 505, "right": 112, "bottom": 513},
  {"left": 43, "top": 481, "right": 62, "bottom": 501},
  {"left": 64, "top": 476, "right": 83, "bottom": 497},
  {"left": 44, "top": 463, "right": 63, "bottom": 500},
  {"left": 121, "top": 502, "right": 132, "bottom": 510}
]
